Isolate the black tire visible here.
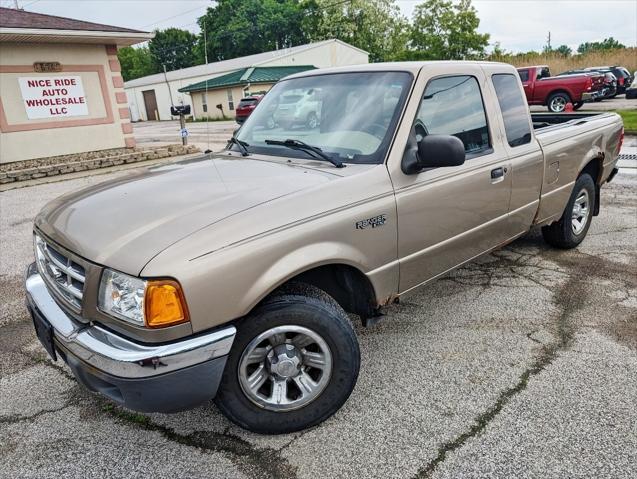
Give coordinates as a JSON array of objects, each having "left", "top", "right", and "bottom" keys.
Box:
[
  {"left": 572, "top": 102, "right": 584, "bottom": 111},
  {"left": 215, "top": 282, "right": 360, "bottom": 434},
  {"left": 542, "top": 173, "right": 595, "bottom": 249},
  {"left": 547, "top": 92, "right": 571, "bottom": 112}
]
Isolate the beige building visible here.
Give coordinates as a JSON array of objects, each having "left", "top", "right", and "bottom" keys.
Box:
[
  {"left": 125, "top": 39, "right": 368, "bottom": 122},
  {"left": 179, "top": 65, "right": 316, "bottom": 120},
  {"left": 0, "top": 8, "right": 152, "bottom": 164}
]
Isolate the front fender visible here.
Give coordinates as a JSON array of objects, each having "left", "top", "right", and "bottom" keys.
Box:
[{"left": 242, "top": 241, "right": 373, "bottom": 316}]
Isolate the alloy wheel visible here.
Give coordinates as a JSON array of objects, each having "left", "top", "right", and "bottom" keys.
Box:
[{"left": 238, "top": 325, "right": 332, "bottom": 411}]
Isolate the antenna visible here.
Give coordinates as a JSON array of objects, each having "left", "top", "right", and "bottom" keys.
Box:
[{"left": 203, "top": 19, "right": 211, "bottom": 154}]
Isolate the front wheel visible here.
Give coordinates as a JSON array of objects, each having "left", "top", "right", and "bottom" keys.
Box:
[
  {"left": 215, "top": 283, "right": 360, "bottom": 434},
  {"left": 547, "top": 92, "right": 571, "bottom": 112},
  {"left": 542, "top": 173, "right": 595, "bottom": 249}
]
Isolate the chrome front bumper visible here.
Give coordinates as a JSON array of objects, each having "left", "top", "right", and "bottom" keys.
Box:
[{"left": 25, "top": 263, "right": 236, "bottom": 412}]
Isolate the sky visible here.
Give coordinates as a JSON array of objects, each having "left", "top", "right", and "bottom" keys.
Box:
[{"left": 2, "top": 0, "right": 636, "bottom": 54}]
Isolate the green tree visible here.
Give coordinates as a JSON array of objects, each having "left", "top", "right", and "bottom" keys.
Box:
[
  {"left": 197, "top": 0, "right": 308, "bottom": 62},
  {"left": 554, "top": 44, "right": 572, "bottom": 57},
  {"left": 303, "top": 0, "right": 409, "bottom": 62},
  {"left": 407, "top": 0, "right": 489, "bottom": 60},
  {"left": 149, "top": 28, "right": 199, "bottom": 72},
  {"left": 577, "top": 37, "right": 626, "bottom": 54},
  {"left": 117, "top": 46, "right": 154, "bottom": 81}
]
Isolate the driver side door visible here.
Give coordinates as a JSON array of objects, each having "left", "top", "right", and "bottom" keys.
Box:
[{"left": 389, "top": 66, "right": 514, "bottom": 294}]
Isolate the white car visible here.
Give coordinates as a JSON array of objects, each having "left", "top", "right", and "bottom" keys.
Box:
[{"left": 273, "top": 89, "right": 322, "bottom": 129}]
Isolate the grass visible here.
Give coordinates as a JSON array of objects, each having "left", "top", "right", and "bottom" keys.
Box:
[
  {"left": 491, "top": 48, "right": 637, "bottom": 75},
  {"left": 616, "top": 110, "right": 637, "bottom": 133}
]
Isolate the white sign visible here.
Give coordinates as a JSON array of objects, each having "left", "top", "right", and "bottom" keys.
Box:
[
  {"left": 18, "top": 76, "right": 88, "bottom": 119},
  {"left": 180, "top": 128, "right": 189, "bottom": 137}
]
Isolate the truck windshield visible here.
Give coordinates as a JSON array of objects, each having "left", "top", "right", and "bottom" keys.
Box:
[{"left": 234, "top": 71, "right": 413, "bottom": 164}]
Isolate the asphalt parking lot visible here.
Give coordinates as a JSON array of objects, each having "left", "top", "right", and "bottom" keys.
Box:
[
  {"left": 530, "top": 93, "right": 636, "bottom": 112},
  {"left": 1, "top": 149, "right": 636, "bottom": 478}
]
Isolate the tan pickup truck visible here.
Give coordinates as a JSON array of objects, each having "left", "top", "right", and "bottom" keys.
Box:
[{"left": 26, "top": 62, "right": 623, "bottom": 434}]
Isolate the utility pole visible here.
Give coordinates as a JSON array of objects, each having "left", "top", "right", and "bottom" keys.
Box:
[
  {"left": 547, "top": 31, "right": 552, "bottom": 51},
  {"left": 162, "top": 64, "right": 174, "bottom": 107}
]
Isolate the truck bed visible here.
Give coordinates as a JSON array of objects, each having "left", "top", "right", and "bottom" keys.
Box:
[{"left": 531, "top": 112, "right": 609, "bottom": 131}]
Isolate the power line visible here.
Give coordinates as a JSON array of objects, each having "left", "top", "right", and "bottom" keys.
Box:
[{"left": 141, "top": 2, "right": 210, "bottom": 29}]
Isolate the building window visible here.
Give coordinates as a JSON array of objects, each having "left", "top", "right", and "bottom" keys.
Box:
[
  {"left": 227, "top": 89, "right": 234, "bottom": 110},
  {"left": 202, "top": 93, "right": 208, "bottom": 113}
]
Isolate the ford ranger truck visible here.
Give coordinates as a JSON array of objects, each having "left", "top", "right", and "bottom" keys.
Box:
[
  {"left": 517, "top": 65, "right": 604, "bottom": 112},
  {"left": 26, "top": 62, "right": 623, "bottom": 434}
]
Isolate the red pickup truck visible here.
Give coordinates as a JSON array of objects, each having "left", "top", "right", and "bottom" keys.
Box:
[{"left": 517, "top": 65, "right": 604, "bottom": 112}]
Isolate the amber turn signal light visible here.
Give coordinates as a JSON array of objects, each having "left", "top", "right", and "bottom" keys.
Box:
[{"left": 144, "top": 280, "right": 190, "bottom": 328}]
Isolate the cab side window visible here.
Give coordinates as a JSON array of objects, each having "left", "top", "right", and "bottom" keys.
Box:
[
  {"left": 518, "top": 69, "right": 529, "bottom": 82},
  {"left": 415, "top": 75, "right": 491, "bottom": 157},
  {"left": 492, "top": 74, "right": 532, "bottom": 147}
]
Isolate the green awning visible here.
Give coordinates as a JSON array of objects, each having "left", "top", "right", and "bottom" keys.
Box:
[{"left": 178, "top": 65, "right": 316, "bottom": 93}]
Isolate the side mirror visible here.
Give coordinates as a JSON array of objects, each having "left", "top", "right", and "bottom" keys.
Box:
[{"left": 416, "top": 135, "right": 465, "bottom": 169}]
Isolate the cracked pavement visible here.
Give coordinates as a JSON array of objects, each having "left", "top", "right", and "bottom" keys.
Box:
[{"left": 1, "top": 161, "right": 636, "bottom": 478}]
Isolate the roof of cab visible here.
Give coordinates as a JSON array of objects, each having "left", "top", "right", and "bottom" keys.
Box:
[{"left": 282, "top": 60, "right": 516, "bottom": 81}]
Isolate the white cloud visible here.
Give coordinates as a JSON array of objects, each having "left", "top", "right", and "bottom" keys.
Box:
[{"left": 398, "top": 0, "right": 637, "bottom": 52}]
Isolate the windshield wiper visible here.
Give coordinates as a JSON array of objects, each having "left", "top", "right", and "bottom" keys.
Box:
[
  {"left": 265, "top": 139, "right": 344, "bottom": 168},
  {"left": 227, "top": 136, "right": 249, "bottom": 156}
]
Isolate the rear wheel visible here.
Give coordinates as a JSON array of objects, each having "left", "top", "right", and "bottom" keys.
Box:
[
  {"left": 215, "top": 283, "right": 360, "bottom": 434},
  {"left": 547, "top": 92, "right": 571, "bottom": 112},
  {"left": 542, "top": 173, "right": 595, "bottom": 249}
]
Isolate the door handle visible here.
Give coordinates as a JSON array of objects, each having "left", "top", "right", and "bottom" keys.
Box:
[{"left": 490, "top": 167, "right": 507, "bottom": 183}]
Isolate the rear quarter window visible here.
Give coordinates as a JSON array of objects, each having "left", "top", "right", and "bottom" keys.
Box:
[
  {"left": 492, "top": 74, "right": 532, "bottom": 147},
  {"left": 518, "top": 70, "right": 529, "bottom": 82}
]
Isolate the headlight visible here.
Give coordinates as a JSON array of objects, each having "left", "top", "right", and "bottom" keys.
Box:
[
  {"left": 98, "top": 269, "right": 146, "bottom": 325},
  {"left": 98, "top": 269, "right": 190, "bottom": 328}
]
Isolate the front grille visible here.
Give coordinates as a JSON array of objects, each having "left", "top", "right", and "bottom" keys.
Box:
[{"left": 34, "top": 234, "right": 85, "bottom": 311}]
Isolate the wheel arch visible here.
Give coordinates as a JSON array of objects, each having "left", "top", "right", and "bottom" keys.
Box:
[
  {"left": 579, "top": 153, "right": 605, "bottom": 216},
  {"left": 256, "top": 262, "right": 380, "bottom": 321}
]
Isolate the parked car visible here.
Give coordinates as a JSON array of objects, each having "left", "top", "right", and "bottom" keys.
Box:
[
  {"left": 235, "top": 94, "right": 264, "bottom": 124},
  {"left": 626, "top": 75, "right": 637, "bottom": 99},
  {"left": 587, "top": 66, "right": 633, "bottom": 94},
  {"left": 558, "top": 69, "right": 617, "bottom": 99},
  {"left": 517, "top": 65, "right": 604, "bottom": 112},
  {"left": 272, "top": 88, "right": 321, "bottom": 129},
  {"left": 27, "top": 62, "right": 623, "bottom": 434}
]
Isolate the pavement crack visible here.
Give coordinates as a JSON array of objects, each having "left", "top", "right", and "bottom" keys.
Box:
[
  {"left": 0, "top": 404, "right": 72, "bottom": 425},
  {"left": 103, "top": 405, "right": 298, "bottom": 479},
  {"left": 413, "top": 251, "right": 586, "bottom": 479},
  {"left": 526, "top": 331, "right": 543, "bottom": 344}
]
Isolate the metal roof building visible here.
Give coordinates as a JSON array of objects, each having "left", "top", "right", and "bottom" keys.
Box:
[{"left": 124, "top": 39, "right": 368, "bottom": 122}]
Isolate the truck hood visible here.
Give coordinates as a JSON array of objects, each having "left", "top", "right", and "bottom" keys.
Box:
[{"left": 35, "top": 155, "right": 337, "bottom": 275}]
